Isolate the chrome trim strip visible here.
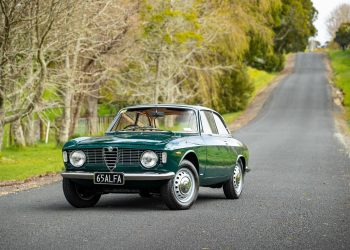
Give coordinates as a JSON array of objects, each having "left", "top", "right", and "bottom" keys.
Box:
[
  {"left": 61, "top": 172, "right": 93, "bottom": 180},
  {"left": 61, "top": 171, "right": 175, "bottom": 181}
]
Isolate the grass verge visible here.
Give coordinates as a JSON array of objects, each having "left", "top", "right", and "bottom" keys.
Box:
[
  {"left": 0, "top": 143, "right": 62, "bottom": 181},
  {"left": 328, "top": 49, "right": 350, "bottom": 126},
  {"left": 222, "top": 66, "right": 277, "bottom": 124}
]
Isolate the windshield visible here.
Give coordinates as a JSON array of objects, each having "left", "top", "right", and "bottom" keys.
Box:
[{"left": 110, "top": 107, "right": 198, "bottom": 133}]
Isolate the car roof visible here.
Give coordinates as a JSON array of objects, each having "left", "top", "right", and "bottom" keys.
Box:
[{"left": 123, "top": 104, "right": 216, "bottom": 112}]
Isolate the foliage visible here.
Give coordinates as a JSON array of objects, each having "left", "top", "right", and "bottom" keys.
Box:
[
  {"left": 222, "top": 65, "right": 277, "bottom": 124},
  {"left": 0, "top": 0, "right": 319, "bottom": 151},
  {"left": 274, "top": 0, "right": 317, "bottom": 54},
  {"left": 334, "top": 23, "right": 350, "bottom": 50},
  {"left": 216, "top": 65, "right": 254, "bottom": 113}
]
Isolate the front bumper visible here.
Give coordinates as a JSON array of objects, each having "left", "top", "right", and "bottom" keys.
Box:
[{"left": 61, "top": 171, "right": 175, "bottom": 181}]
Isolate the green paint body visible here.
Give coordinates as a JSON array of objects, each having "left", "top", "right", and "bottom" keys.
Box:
[{"left": 62, "top": 105, "right": 249, "bottom": 189}]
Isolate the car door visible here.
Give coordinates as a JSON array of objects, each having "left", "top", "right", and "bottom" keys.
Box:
[
  {"left": 212, "top": 112, "right": 237, "bottom": 176},
  {"left": 200, "top": 110, "right": 232, "bottom": 178}
]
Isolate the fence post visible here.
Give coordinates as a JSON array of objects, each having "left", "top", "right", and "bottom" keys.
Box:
[{"left": 45, "top": 121, "right": 50, "bottom": 144}]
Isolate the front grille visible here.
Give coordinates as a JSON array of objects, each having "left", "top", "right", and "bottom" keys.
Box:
[
  {"left": 80, "top": 148, "right": 163, "bottom": 166},
  {"left": 103, "top": 147, "right": 118, "bottom": 170},
  {"left": 84, "top": 148, "right": 103, "bottom": 164}
]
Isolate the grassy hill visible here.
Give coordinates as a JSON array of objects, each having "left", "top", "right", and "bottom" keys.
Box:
[{"left": 328, "top": 50, "right": 350, "bottom": 126}]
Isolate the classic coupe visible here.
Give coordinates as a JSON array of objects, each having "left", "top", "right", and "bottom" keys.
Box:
[{"left": 61, "top": 104, "right": 249, "bottom": 210}]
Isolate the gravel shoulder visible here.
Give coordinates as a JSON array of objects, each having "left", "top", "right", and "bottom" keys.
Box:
[{"left": 324, "top": 52, "right": 350, "bottom": 155}]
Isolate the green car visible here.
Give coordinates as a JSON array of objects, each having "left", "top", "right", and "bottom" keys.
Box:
[{"left": 61, "top": 104, "right": 249, "bottom": 210}]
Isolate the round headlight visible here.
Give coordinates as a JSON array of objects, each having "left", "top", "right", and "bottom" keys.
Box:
[
  {"left": 69, "top": 150, "right": 86, "bottom": 167},
  {"left": 140, "top": 150, "right": 158, "bottom": 168}
]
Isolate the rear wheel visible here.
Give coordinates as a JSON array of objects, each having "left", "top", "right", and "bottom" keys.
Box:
[
  {"left": 161, "top": 160, "right": 199, "bottom": 210},
  {"left": 62, "top": 179, "right": 101, "bottom": 208},
  {"left": 223, "top": 159, "right": 244, "bottom": 199}
]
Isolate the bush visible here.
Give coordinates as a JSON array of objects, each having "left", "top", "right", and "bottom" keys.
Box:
[
  {"left": 264, "top": 53, "right": 285, "bottom": 72},
  {"left": 214, "top": 65, "right": 254, "bottom": 113}
]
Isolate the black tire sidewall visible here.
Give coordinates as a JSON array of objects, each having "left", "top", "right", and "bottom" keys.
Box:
[
  {"left": 223, "top": 159, "right": 244, "bottom": 199},
  {"left": 62, "top": 178, "right": 101, "bottom": 208},
  {"left": 161, "top": 160, "right": 199, "bottom": 210}
]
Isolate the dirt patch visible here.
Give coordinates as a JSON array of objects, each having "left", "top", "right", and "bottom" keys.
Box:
[
  {"left": 228, "top": 54, "right": 296, "bottom": 132},
  {"left": 0, "top": 173, "right": 62, "bottom": 196},
  {"left": 324, "top": 53, "right": 350, "bottom": 156}
]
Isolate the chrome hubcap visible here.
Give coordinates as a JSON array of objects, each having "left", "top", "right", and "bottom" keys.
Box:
[
  {"left": 179, "top": 177, "right": 191, "bottom": 194},
  {"left": 173, "top": 168, "right": 195, "bottom": 204},
  {"left": 233, "top": 163, "right": 243, "bottom": 195}
]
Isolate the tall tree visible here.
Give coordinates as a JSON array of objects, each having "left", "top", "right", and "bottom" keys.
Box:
[
  {"left": 326, "top": 3, "right": 350, "bottom": 39},
  {"left": 0, "top": 0, "right": 66, "bottom": 149},
  {"left": 119, "top": 0, "right": 203, "bottom": 104},
  {"left": 334, "top": 22, "right": 350, "bottom": 50},
  {"left": 274, "top": 0, "right": 317, "bottom": 54},
  {"left": 52, "top": 0, "right": 139, "bottom": 144}
]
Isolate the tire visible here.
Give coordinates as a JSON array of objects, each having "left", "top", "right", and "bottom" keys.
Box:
[
  {"left": 62, "top": 178, "right": 101, "bottom": 208},
  {"left": 160, "top": 160, "right": 199, "bottom": 210},
  {"left": 223, "top": 159, "right": 244, "bottom": 199},
  {"left": 139, "top": 190, "right": 152, "bottom": 198}
]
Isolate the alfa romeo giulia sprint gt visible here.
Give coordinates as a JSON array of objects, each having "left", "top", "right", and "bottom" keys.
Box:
[{"left": 61, "top": 104, "right": 249, "bottom": 210}]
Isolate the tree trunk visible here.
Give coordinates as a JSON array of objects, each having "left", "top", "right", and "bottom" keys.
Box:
[
  {"left": 39, "top": 119, "right": 45, "bottom": 141},
  {"left": 58, "top": 88, "right": 73, "bottom": 145},
  {"left": 12, "top": 120, "right": 26, "bottom": 147},
  {"left": 87, "top": 98, "right": 98, "bottom": 135},
  {"left": 69, "top": 93, "right": 83, "bottom": 137},
  {"left": 87, "top": 82, "right": 99, "bottom": 135},
  {"left": 154, "top": 53, "right": 161, "bottom": 104},
  {"left": 24, "top": 113, "right": 36, "bottom": 146}
]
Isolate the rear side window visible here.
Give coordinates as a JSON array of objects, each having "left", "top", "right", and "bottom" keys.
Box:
[
  {"left": 213, "top": 113, "right": 229, "bottom": 135},
  {"left": 200, "top": 111, "right": 218, "bottom": 134}
]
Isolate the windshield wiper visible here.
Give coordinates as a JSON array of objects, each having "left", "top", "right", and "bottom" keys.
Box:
[
  {"left": 121, "top": 125, "right": 171, "bottom": 132},
  {"left": 138, "top": 126, "right": 162, "bottom": 131},
  {"left": 121, "top": 125, "right": 142, "bottom": 131}
]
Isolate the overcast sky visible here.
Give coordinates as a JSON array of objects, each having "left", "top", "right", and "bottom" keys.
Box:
[{"left": 311, "top": 0, "right": 350, "bottom": 44}]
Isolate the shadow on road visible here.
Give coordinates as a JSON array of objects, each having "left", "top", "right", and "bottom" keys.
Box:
[{"left": 39, "top": 191, "right": 229, "bottom": 212}]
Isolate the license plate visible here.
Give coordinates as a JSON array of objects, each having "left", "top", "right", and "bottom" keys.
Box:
[{"left": 94, "top": 173, "right": 124, "bottom": 185}]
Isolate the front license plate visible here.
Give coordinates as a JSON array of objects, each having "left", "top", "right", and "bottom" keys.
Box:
[{"left": 94, "top": 173, "right": 124, "bottom": 185}]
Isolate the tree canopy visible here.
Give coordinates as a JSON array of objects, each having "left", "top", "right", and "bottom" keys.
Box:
[
  {"left": 334, "top": 22, "right": 350, "bottom": 50},
  {"left": 0, "top": 0, "right": 318, "bottom": 149}
]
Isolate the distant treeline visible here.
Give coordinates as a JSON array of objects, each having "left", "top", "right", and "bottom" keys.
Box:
[{"left": 0, "top": 0, "right": 316, "bottom": 149}]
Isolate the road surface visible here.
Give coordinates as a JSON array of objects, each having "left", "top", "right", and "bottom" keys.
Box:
[{"left": 0, "top": 53, "right": 349, "bottom": 249}]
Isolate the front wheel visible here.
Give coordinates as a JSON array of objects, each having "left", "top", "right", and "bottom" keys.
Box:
[
  {"left": 62, "top": 179, "right": 101, "bottom": 208},
  {"left": 161, "top": 160, "right": 199, "bottom": 210},
  {"left": 223, "top": 159, "right": 244, "bottom": 199}
]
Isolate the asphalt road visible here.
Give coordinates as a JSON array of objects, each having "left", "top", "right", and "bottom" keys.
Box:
[{"left": 0, "top": 53, "right": 349, "bottom": 250}]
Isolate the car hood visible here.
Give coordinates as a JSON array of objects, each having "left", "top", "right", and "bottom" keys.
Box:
[{"left": 64, "top": 132, "right": 186, "bottom": 149}]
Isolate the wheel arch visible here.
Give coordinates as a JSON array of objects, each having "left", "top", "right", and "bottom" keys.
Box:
[
  {"left": 180, "top": 150, "right": 200, "bottom": 174},
  {"left": 236, "top": 155, "right": 246, "bottom": 173}
]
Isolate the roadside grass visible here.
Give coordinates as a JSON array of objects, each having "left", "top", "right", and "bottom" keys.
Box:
[
  {"left": 222, "top": 67, "right": 277, "bottom": 125},
  {"left": 0, "top": 143, "right": 63, "bottom": 181},
  {"left": 328, "top": 49, "right": 350, "bottom": 125}
]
